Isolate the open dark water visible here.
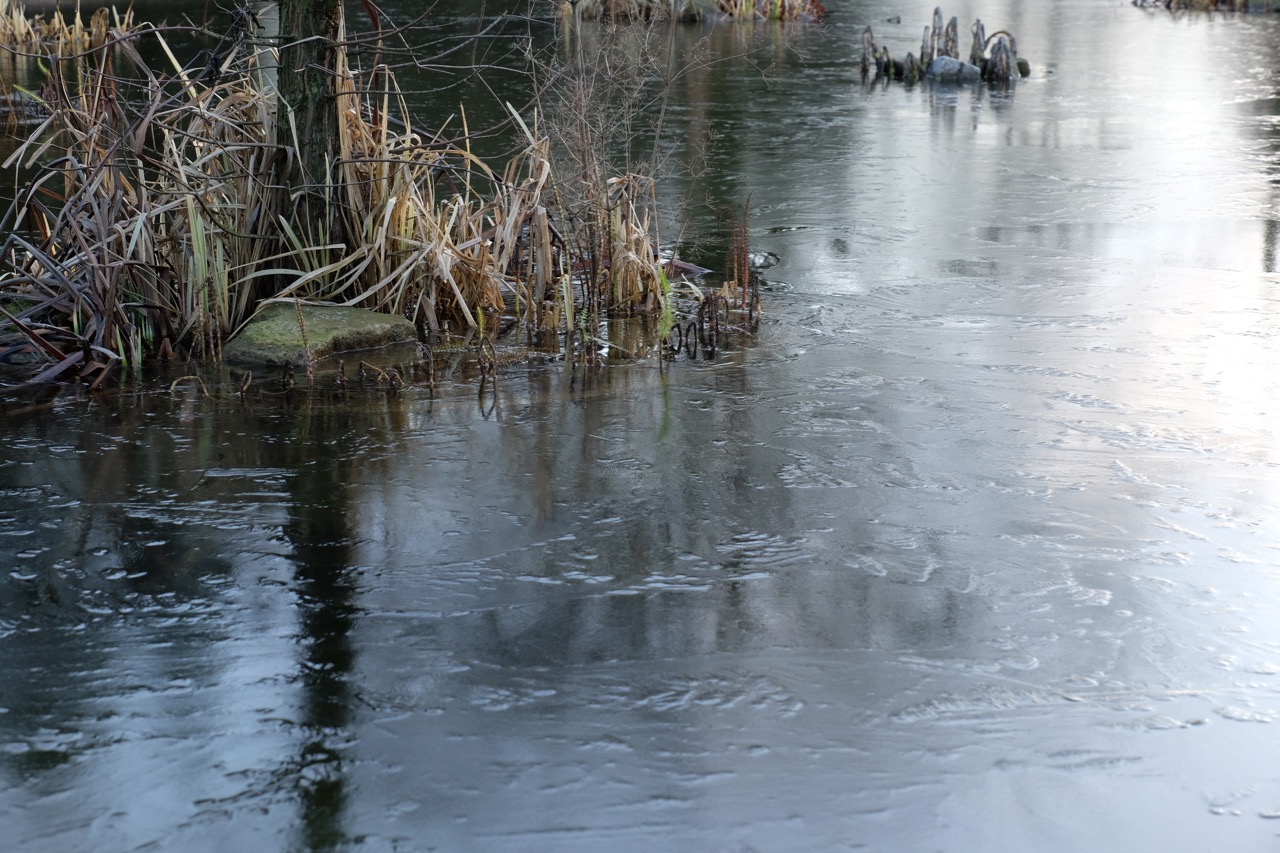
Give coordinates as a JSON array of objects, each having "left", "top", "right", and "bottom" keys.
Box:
[{"left": 4, "top": 1, "right": 1280, "bottom": 850}]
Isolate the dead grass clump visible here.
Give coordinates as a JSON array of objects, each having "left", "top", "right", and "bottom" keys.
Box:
[
  {"left": 714, "top": 0, "right": 826, "bottom": 21},
  {"left": 0, "top": 10, "right": 695, "bottom": 386},
  {"left": 532, "top": 20, "right": 677, "bottom": 342},
  {"left": 566, "top": 0, "right": 704, "bottom": 23},
  {"left": 535, "top": 16, "right": 777, "bottom": 366},
  {"left": 0, "top": 23, "right": 280, "bottom": 382},
  {"left": 0, "top": 1, "right": 135, "bottom": 54},
  {"left": 569, "top": 0, "right": 824, "bottom": 21},
  {"left": 0, "top": 0, "right": 771, "bottom": 388},
  {"left": 1134, "top": 0, "right": 1270, "bottom": 9},
  {"left": 273, "top": 28, "right": 511, "bottom": 336}
]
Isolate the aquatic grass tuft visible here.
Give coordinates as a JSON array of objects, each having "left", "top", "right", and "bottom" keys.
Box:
[
  {"left": 0, "top": 0, "right": 135, "bottom": 55},
  {"left": 713, "top": 0, "right": 826, "bottom": 21},
  {"left": 0, "top": 20, "right": 285, "bottom": 381},
  {"left": 1134, "top": 0, "right": 1272, "bottom": 10},
  {"left": 568, "top": 0, "right": 824, "bottom": 21},
  {"left": 0, "top": 16, "right": 533, "bottom": 382},
  {"left": 533, "top": 18, "right": 691, "bottom": 346},
  {"left": 0, "top": 4, "right": 744, "bottom": 387},
  {"left": 725, "top": 197, "right": 753, "bottom": 312},
  {"left": 565, "top": 0, "right": 704, "bottom": 23}
]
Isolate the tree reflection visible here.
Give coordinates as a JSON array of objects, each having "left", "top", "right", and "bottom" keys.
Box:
[{"left": 282, "top": 449, "right": 360, "bottom": 852}]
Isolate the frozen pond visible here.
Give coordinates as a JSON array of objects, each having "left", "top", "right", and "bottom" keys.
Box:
[{"left": 4, "top": 0, "right": 1280, "bottom": 849}]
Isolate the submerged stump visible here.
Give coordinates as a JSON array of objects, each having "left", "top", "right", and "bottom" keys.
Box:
[{"left": 862, "top": 6, "right": 1031, "bottom": 86}]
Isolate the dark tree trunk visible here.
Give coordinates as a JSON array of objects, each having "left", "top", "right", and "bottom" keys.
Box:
[{"left": 276, "top": 0, "right": 344, "bottom": 237}]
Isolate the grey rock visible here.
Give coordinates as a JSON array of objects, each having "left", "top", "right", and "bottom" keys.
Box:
[{"left": 926, "top": 56, "right": 981, "bottom": 82}]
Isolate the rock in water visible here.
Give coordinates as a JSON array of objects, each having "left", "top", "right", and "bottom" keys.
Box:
[
  {"left": 926, "top": 56, "right": 982, "bottom": 82},
  {"left": 223, "top": 303, "right": 416, "bottom": 367}
]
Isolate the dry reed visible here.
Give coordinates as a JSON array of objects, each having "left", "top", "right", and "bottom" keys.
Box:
[
  {"left": 1134, "top": 0, "right": 1271, "bottom": 9},
  {"left": 0, "top": 6, "right": 692, "bottom": 386},
  {"left": 0, "top": 0, "right": 134, "bottom": 54},
  {"left": 568, "top": 0, "right": 824, "bottom": 21}
]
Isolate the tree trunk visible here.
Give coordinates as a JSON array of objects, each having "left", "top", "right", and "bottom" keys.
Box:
[{"left": 275, "top": 0, "right": 344, "bottom": 238}]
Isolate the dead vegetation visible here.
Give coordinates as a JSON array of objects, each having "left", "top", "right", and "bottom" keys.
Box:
[
  {"left": 0, "top": 0, "right": 135, "bottom": 55},
  {"left": 1133, "top": 0, "right": 1274, "bottom": 10},
  {"left": 0, "top": 3, "right": 759, "bottom": 389},
  {"left": 565, "top": 0, "right": 825, "bottom": 23}
]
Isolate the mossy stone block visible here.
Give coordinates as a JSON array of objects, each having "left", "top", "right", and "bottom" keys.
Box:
[{"left": 223, "top": 303, "right": 415, "bottom": 367}]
